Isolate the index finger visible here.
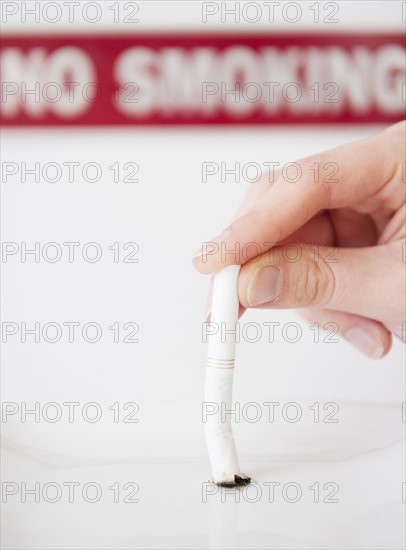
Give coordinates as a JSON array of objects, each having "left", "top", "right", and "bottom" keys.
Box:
[{"left": 193, "top": 121, "right": 404, "bottom": 274}]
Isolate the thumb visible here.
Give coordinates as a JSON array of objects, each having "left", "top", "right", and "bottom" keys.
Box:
[{"left": 237, "top": 241, "right": 403, "bottom": 338}]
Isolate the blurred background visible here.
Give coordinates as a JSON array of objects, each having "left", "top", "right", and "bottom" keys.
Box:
[{"left": 1, "top": 1, "right": 405, "bottom": 548}]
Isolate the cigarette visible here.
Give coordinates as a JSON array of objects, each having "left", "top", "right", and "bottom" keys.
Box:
[{"left": 204, "top": 264, "right": 251, "bottom": 487}]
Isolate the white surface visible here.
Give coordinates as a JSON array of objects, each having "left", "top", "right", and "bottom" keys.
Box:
[{"left": 1, "top": 401, "right": 405, "bottom": 549}]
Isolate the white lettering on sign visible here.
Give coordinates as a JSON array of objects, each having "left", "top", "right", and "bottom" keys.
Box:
[
  {"left": 113, "top": 44, "right": 406, "bottom": 118},
  {"left": 1, "top": 42, "right": 405, "bottom": 120},
  {"left": 1, "top": 46, "right": 96, "bottom": 118}
]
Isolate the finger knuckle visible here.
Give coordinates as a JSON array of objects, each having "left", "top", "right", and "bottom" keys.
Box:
[{"left": 293, "top": 251, "right": 336, "bottom": 307}]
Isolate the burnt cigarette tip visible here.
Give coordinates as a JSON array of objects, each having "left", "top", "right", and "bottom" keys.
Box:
[{"left": 217, "top": 475, "right": 251, "bottom": 488}]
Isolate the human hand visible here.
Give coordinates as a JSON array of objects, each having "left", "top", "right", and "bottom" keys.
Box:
[{"left": 193, "top": 121, "right": 405, "bottom": 358}]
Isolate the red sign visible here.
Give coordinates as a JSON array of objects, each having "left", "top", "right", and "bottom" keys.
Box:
[{"left": 1, "top": 33, "right": 405, "bottom": 125}]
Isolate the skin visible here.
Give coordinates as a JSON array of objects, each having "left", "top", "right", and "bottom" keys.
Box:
[{"left": 193, "top": 121, "right": 405, "bottom": 359}]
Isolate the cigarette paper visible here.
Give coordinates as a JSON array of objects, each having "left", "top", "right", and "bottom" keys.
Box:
[{"left": 204, "top": 264, "right": 250, "bottom": 487}]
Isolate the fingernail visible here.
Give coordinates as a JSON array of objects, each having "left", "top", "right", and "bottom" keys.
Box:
[
  {"left": 345, "top": 328, "right": 384, "bottom": 358},
  {"left": 193, "top": 247, "right": 203, "bottom": 260},
  {"left": 193, "top": 229, "right": 231, "bottom": 261},
  {"left": 247, "top": 266, "right": 283, "bottom": 306}
]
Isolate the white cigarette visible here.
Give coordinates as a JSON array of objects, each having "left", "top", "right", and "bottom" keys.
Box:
[{"left": 204, "top": 264, "right": 251, "bottom": 487}]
